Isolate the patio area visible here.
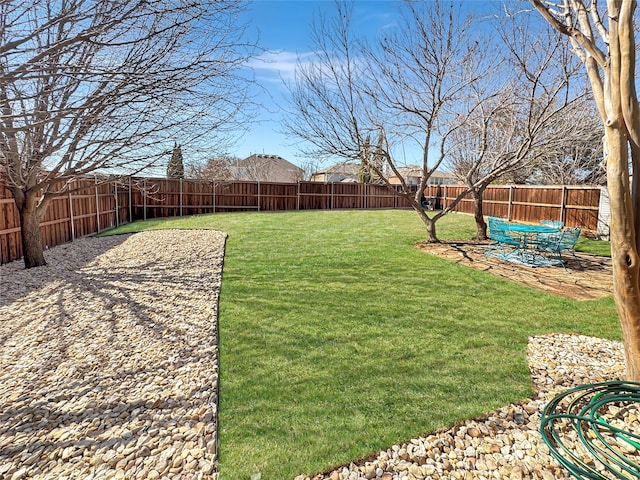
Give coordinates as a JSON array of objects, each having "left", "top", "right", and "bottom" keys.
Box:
[{"left": 416, "top": 241, "right": 613, "bottom": 300}]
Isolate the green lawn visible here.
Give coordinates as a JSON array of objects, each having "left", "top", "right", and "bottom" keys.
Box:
[
  {"left": 104, "top": 209, "right": 620, "bottom": 479},
  {"left": 576, "top": 236, "right": 611, "bottom": 256}
]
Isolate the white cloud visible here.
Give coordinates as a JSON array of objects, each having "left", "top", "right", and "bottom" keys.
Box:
[{"left": 246, "top": 50, "right": 317, "bottom": 83}]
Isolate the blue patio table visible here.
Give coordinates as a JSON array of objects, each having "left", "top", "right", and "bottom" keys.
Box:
[
  {"left": 503, "top": 223, "right": 559, "bottom": 244},
  {"left": 502, "top": 223, "right": 559, "bottom": 233},
  {"left": 487, "top": 222, "right": 562, "bottom": 267}
]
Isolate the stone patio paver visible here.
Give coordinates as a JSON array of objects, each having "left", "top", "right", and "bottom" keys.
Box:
[{"left": 416, "top": 241, "right": 613, "bottom": 300}]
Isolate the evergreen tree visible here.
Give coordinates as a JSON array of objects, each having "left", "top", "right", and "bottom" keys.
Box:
[
  {"left": 358, "top": 130, "right": 385, "bottom": 184},
  {"left": 357, "top": 135, "right": 371, "bottom": 183},
  {"left": 167, "top": 143, "right": 185, "bottom": 179}
]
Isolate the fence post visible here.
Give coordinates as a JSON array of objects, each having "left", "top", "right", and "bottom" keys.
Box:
[
  {"left": 508, "top": 186, "right": 514, "bottom": 221},
  {"left": 179, "top": 178, "right": 183, "bottom": 217},
  {"left": 128, "top": 176, "right": 133, "bottom": 223},
  {"left": 257, "top": 181, "right": 261, "bottom": 211},
  {"left": 364, "top": 182, "right": 367, "bottom": 209},
  {"left": 68, "top": 183, "right": 75, "bottom": 241},
  {"left": 560, "top": 185, "right": 567, "bottom": 224},
  {"left": 143, "top": 178, "right": 147, "bottom": 221},
  {"left": 297, "top": 182, "right": 300, "bottom": 210},
  {"left": 95, "top": 176, "right": 101, "bottom": 233},
  {"left": 114, "top": 181, "right": 119, "bottom": 227},
  {"left": 213, "top": 181, "right": 216, "bottom": 214},
  {"left": 331, "top": 182, "right": 334, "bottom": 209}
]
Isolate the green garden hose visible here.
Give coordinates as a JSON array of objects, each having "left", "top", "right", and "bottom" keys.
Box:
[{"left": 540, "top": 381, "right": 640, "bottom": 479}]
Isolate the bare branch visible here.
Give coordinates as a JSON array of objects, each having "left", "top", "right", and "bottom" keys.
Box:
[
  {"left": 284, "top": 0, "right": 491, "bottom": 242},
  {"left": 529, "top": 0, "right": 608, "bottom": 65},
  {"left": 1, "top": 0, "right": 258, "bottom": 267}
]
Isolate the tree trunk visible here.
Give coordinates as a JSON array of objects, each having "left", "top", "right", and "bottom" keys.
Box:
[
  {"left": 414, "top": 205, "right": 439, "bottom": 243},
  {"left": 426, "top": 218, "right": 437, "bottom": 243},
  {"left": 472, "top": 188, "right": 487, "bottom": 241},
  {"left": 18, "top": 191, "right": 47, "bottom": 269},
  {"left": 606, "top": 126, "right": 640, "bottom": 380}
]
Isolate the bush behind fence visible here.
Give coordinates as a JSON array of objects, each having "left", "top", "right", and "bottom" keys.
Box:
[{"left": 1, "top": 176, "right": 602, "bottom": 264}]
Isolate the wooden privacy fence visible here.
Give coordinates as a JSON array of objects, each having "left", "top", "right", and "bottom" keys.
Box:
[
  {"left": 130, "top": 178, "right": 412, "bottom": 220},
  {"left": 1, "top": 177, "right": 129, "bottom": 265},
  {"left": 424, "top": 184, "right": 601, "bottom": 233},
  {"left": 1, "top": 176, "right": 602, "bottom": 264}
]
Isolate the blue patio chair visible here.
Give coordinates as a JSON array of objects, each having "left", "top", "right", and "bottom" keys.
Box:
[
  {"left": 535, "top": 230, "right": 562, "bottom": 251},
  {"left": 487, "top": 217, "right": 521, "bottom": 247},
  {"left": 540, "top": 219, "right": 563, "bottom": 229},
  {"left": 538, "top": 227, "right": 582, "bottom": 269},
  {"left": 486, "top": 217, "right": 522, "bottom": 261}
]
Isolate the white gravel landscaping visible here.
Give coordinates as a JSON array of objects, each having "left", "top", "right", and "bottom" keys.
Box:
[{"left": 0, "top": 230, "right": 225, "bottom": 480}]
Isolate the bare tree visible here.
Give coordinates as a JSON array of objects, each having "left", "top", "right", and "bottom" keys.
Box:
[
  {"left": 528, "top": 104, "right": 605, "bottom": 185},
  {"left": 229, "top": 155, "right": 276, "bottom": 181},
  {"left": 186, "top": 156, "right": 239, "bottom": 181},
  {"left": 298, "top": 158, "right": 324, "bottom": 182},
  {"left": 284, "top": 1, "right": 368, "bottom": 170},
  {"left": 285, "top": 0, "right": 487, "bottom": 242},
  {"left": 1, "top": 0, "right": 256, "bottom": 268},
  {"left": 446, "top": 21, "right": 600, "bottom": 239},
  {"left": 530, "top": 0, "right": 640, "bottom": 380}
]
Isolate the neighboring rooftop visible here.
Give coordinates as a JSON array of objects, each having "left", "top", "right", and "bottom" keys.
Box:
[
  {"left": 231, "top": 154, "right": 304, "bottom": 183},
  {"left": 389, "top": 166, "right": 460, "bottom": 185},
  {"left": 310, "top": 162, "right": 361, "bottom": 183}
]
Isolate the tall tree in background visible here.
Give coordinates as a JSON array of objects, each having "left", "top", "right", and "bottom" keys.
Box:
[
  {"left": 167, "top": 143, "right": 185, "bottom": 179},
  {"left": 357, "top": 132, "right": 385, "bottom": 184},
  {"left": 530, "top": 0, "right": 640, "bottom": 380},
  {"left": 446, "top": 20, "right": 599, "bottom": 240},
  {"left": 0, "top": 0, "right": 255, "bottom": 268},
  {"left": 285, "top": 0, "right": 487, "bottom": 242}
]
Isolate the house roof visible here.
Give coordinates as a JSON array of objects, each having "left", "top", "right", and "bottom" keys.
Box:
[
  {"left": 393, "top": 166, "right": 422, "bottom": 178},
  {"left": 231, "top": 154, "right": 304, "bottom": 183},
  {"left": 392, "top": 166, "right": 457, "bottom": 180},
  {"left": 313, "top": 162, "right": 361, "bottom": 176}
]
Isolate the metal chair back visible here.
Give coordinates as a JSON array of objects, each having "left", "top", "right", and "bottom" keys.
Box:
[
  {"left": 487, "top": 217, "right": 521, "bottom": 246},
  {"left": 558, "top": 227, "right": 581, "bottom": 252}
]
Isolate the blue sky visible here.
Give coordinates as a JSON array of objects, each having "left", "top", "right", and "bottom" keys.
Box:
[
  {"left": 234, "top": 0, "right": 502, "bottom": 168},
  {"left": 235, "top": 1, "right": 408, "bottom": 167}
]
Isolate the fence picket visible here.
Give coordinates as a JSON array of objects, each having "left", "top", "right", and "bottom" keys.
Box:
[{"left": 94, "top": 177, "right": 100, "bottom": 233}]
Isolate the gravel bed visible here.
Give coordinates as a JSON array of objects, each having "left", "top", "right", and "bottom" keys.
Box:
[
  {"left": 0, "top": 230, "right": 226, "bottom": 480},
  {"left": 297, "top": 334, "right": 628, "bottom": 480}
]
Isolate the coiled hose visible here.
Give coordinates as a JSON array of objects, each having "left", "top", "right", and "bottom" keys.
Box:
[{"left": 540, "top": 380, "right": 640, "bottom": 479}]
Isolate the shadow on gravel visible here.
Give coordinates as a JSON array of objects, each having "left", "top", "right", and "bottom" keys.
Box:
[{"left": 0, "top": 231, "right": 224, "bottom": 479}]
